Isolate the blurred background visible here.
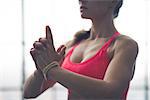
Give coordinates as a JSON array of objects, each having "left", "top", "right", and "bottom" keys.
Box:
[{"left": 0, "top": 0, "right": 149, "bottom": 100}]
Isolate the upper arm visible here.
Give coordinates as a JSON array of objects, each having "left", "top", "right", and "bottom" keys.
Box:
[{"left": 104, "top": 37, "right": 139, "bottom": 95}]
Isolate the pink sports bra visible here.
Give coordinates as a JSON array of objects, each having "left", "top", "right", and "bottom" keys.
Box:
[{"left": 61, "top": 32, "right": 129, "bottom": 100}]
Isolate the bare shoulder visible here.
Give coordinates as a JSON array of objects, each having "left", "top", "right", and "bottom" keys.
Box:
[{"left": 114, "top": 34, "right": 139, "bottom": 55}]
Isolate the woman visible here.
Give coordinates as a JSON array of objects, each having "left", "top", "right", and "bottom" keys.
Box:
[{"left": 24, "top": 0, "right": 139, "bottom": 99}]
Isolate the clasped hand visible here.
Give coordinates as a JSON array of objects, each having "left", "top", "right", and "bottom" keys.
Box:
[{"left": 30, "top": 26, "right": 66, "bottom": 72}]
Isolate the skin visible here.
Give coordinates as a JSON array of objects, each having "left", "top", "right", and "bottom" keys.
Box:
[{"left": 24, "top": 0, "right": 139, "bottom": 99}]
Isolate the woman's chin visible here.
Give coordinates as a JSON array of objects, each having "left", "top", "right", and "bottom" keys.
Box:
[{"left": 80, "top": 14, "right": 90, "bottom": 19}]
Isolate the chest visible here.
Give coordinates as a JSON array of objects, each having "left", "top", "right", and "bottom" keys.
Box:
[{"left": 66, "top": 40, "right": 115, "bottom": 64}]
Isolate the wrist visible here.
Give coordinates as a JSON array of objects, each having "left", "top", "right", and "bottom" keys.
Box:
[
  {"left": 47, "top": 66, "right": 61, "bottom": 80},
  {"left": 33, "top": 70, "right": 45, "bottom": 81},
  {"left": 42, "top": 61, "right": 60, "bottom": 80}
]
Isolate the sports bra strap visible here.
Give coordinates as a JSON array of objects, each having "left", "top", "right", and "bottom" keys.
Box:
[{"left": 101, "top": 32, "right": 120, "bottom": 51}]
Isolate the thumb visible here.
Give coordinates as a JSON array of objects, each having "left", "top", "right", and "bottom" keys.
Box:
[
  {"left": 46, "top": 26, "right": 52, "bottom": 40},
  {"left": 59, "top": 46, "right": 66, "bottom": 57},
  {"left": 57, "top": 45, "right": 65, "bottom": 53},
  {"left": 46, "top": 26, "right": 55, "bottom": 48}
]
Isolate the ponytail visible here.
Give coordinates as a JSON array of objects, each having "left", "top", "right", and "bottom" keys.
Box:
[
  {"left": 70, "top": 30, "right": 90, "bottom": 47},
  {"left": 71, "top": 0, "right": 123, "bottom": 47},
  {"left": 113, "top": 0, "right": 123, "bottom": 18}
]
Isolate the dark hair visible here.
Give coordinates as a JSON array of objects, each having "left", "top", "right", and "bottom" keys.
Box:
[
  {"left": 69, "top": 1, "right": 123, "bottom": 47},
  {"left": 70, "top": 30, "right": 90, "bottom": 46},
  {"left": 113, "top": 0, "right": 123, "bottom": 18}
]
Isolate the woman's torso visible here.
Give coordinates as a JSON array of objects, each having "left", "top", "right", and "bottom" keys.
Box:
[
  {"left": 65, "top": 35, "right": 116, "bottom": 64},
  {"left": 61, "top": 32, "right": 129, "bottom": 100}
]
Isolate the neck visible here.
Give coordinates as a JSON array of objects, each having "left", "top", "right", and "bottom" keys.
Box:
[{"left": 89, "top": 14, "right": 117, "bottom": 40}]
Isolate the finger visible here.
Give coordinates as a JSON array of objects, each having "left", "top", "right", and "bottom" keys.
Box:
[
  {"left": 30, "top": 48, "right": 40, "bottom": 58},
  {"left": 59, "top": 46, "right": 66, "bottom": 57},
  {"left": 39, "top": 38, "right": 48, "bottom": 48},
  {"left": 39, "top": 37, "right": 54, "bottom": 51},
  {"left": 30, "top": 48, "right": 38, "bottom": 67},
  {"left": 30, "top": 48, "right": 35, "bottom": 58},
  {"left": 31, "top": 49, "right": 43, "bottom": 63},
  {"left": 30, "top": 48, "right": 45, "bottom": 71},
  {"left": 33, "top": 41, "right": 46, "bottom": 51},
  {"left": 57, "top": 45, "right": 65, "bottom": 53},
  {"left": 46, "top": 26, "right": 52, "bottom": 42},
  {"left": 46, "top": 26, "right": 55, "bottom": 50},
  {"left": 33, "top": 41, "right": 39, "bottom": 49}
]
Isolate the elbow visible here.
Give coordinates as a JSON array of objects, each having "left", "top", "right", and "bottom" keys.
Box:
[
  {"left": 24, "top": 96, "right": 38, "bottom": 99},
  {"left": 24, "top": 95, "right": 37, "bottom": 99},
  {"left": 23, "top": 89, "right": 39, "bottom": 99},
  {"left": 23, "top": 92, "right": 39, "bottom": 99},
  {"left": 102, "top": 83, "right": 127, "bottom": 99},
  {"left": 106, "top": 88, "right": 123, "bottom": 99},
  {"left": 95, "top": 82, "right": 126, "bottom": 99}
]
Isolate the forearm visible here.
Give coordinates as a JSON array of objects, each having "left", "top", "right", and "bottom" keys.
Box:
[
  {"left": 23, "top": 70, "right": 56, "bottom": 98},
  {"left": 47, "top": 67, "right": 121, "bottom": 98}
]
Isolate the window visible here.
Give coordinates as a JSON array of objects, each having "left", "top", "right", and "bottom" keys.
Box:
[{"left": 0, "top": 0, "right": 149, "bottom": 100}]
